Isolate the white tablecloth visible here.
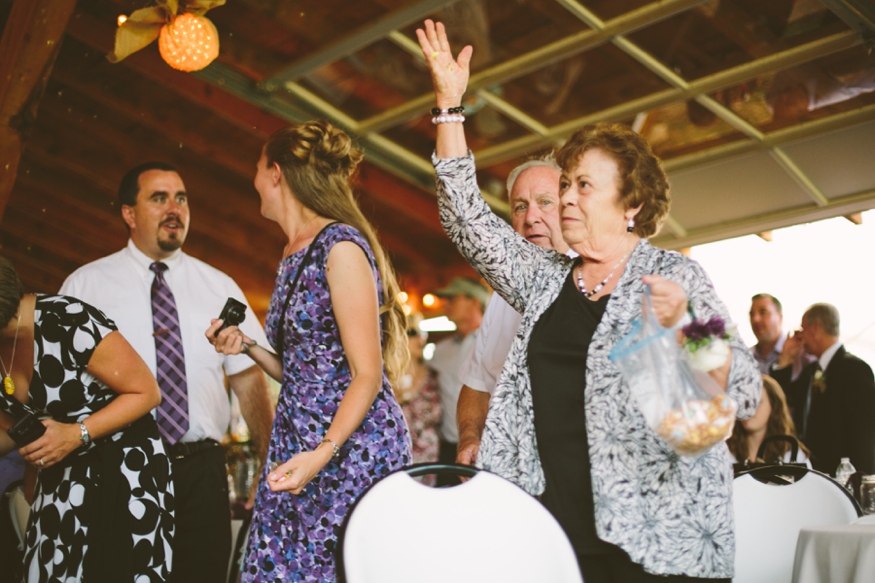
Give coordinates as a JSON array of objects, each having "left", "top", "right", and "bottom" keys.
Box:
[{"left": 792, "top": 515, "right": 875, "bottom": 583}]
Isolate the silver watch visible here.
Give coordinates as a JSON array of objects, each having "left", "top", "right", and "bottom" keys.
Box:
[{"left": 79, "top": 421, "right": 92, "bottom": 447}]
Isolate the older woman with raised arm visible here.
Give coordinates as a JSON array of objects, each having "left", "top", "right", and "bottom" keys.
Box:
[
  {"left": 416, "top": 20, "right": 760, "bottom": 582},
  {"left": 0, "top": 256, "right": 173, "bottom": 583},
  {"left": 206, "top": 120, "right": 411, "bottom": 582}
]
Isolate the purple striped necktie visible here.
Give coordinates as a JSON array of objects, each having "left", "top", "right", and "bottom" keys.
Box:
[{"left": 150, "top": 261, "right": 189, "bottom": 444}]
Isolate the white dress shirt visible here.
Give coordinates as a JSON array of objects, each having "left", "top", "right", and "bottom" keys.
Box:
[
  {"left": 459, "top": 296, "right": 519, "bottom": 397},
  {"left": 60, "top": 239, "right": 270, "bottom": 443},
  {"left": 461, "top": 250, "right": 577, "bottom": 396}
]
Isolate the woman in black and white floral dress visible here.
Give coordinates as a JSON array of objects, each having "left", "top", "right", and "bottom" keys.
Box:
[
  {"left": 416, "top": 21, "right": 760, "bottom": 582},
  {"left": 0, "top": 257, "right": 174, "bottom": 582}
]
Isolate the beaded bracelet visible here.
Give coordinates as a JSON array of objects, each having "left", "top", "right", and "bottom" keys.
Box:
[
  {"left": 431, "top": 106, "right": 465, "bottom": 124},
  {"left": 321, "top": 438, "right": 341, "bottom": 458}
]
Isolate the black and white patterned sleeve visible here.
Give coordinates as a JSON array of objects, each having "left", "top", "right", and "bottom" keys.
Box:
[
  {"left": 52, "top": 295, "right": 118, "bottom": 371},
  {"left": 433, "top": 152, "right": 562, "bottom": 313}
]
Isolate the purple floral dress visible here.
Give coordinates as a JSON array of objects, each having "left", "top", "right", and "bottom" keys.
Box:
[{"left": 240, "top": 223, "right": 411, "bottom": 582}]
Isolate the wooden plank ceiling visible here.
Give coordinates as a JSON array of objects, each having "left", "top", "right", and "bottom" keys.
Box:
[{"left": 1, "top": 0, "right": 875, "bottom": 318}]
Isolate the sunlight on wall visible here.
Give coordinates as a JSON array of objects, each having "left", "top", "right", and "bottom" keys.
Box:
[{"left": 689, "top": 210, "right": 875, "bottom": 368}]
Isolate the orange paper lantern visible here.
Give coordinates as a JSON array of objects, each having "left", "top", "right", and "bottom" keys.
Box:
[{"left": 158, "top": 12, "right": 219, "bottom": 72}]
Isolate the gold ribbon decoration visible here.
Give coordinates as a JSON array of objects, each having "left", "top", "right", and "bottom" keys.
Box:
[{"left": 107, "top": 0, "right": 225, "bottom": 66}]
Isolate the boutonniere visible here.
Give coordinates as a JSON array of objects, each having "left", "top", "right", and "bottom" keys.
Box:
[
  {"left": 681, "top": 314, "right": 736, "bottom": 373},
  {"left": 812, "top": 369, "right": 827, "bottom": 393}
]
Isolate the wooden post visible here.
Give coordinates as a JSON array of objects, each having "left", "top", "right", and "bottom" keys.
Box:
[{"left": 0, "top": 0, "right": 78, "bottom": 221}]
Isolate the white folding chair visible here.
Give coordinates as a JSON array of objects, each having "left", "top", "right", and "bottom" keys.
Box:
[
  {"left": 338, "top": 464, "right": 582, "bottom": 583},
  {"left": 733, "top": 465, "right": 861, "bottom": 583}
]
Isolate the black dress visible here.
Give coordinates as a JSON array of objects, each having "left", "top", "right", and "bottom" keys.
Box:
[
  {"left": 0, "top": 295, "right": 174, "bottom": 582},
  {"left": 527, "top": 272, "right": 616, "bottom": 559}
]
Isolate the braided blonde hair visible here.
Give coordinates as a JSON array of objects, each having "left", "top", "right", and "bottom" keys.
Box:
[{"left": 264, "top": 120, "right": 409, "bottom": 386}]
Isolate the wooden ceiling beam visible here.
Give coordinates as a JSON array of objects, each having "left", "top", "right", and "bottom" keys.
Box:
[
  {"left": 26, "top": 101, "right": 279, "bottom": 253},
  {"left": 0, "top": 0, "right": 78, "bottom": 220},
  {"left": 66, "top": 10, "right": 286, "bottom": 140},
  {"left": 64, "top": 12, "right": 451, "bottom": 239},
  {"left": 49, "top": 66, "right": 261, "bottom": 181}
]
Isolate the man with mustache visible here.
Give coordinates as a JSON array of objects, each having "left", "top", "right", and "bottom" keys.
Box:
[{"left": 60, "top": 162, "right": 273, "bottom": 582}]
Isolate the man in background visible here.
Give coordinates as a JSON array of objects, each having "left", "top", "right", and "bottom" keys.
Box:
[
  {"left": 61, "top": 162, "right": 273, "bottom": 582},
  {"left": 429, "top": 277, "right": 488, "bottom": 484},
  {"left": 456, "top": 156, "right": 571, "bottom": 467},
  {"left": 772, "top": 303, "right": 875, "bottom": 474},
  {"left": 749, "top": 293, "right": 812, "bottom": 380}
]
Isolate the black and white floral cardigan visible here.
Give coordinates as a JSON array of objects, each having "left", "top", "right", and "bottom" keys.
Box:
[{"left": 434, "top": 153, "right": 760, "bottom": 578}]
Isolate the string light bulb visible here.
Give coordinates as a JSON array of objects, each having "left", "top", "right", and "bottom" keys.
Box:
[
  {"left": 158, "top": 12, "right": 219, "bottom": 72},
  {"left": 117, "top": 15, "right": 128, "bottom": 26},
  {"left": 422, "top": 294, "right": 436, "bottom": 308}
]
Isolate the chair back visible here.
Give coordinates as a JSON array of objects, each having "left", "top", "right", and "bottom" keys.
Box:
[
  {"left": 733, "top": 465, "right": 861, "bottom": 583},
  {"left": 338, "top": 464, "right": 582, "bottom": 583}
]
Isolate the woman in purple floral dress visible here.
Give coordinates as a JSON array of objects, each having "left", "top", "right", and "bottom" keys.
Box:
[{"left": 208, "top": 120, "right": 411, "bottom": 582}]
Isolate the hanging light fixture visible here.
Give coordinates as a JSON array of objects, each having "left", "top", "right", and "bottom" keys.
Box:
[
  {"left": 158, "top": 12, "right": 219, "bottom": 72},
  {"left": 107, "top": 0, "right": 225, "bottom": 73}
]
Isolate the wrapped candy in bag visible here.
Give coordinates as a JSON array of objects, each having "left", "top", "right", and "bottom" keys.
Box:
[{"left": 609, "top": 287, "right": 737, "bottom": 457}]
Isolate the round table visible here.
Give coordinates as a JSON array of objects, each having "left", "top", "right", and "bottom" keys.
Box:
[{"left": 792, "top": 515, "right": 875, "bottom": 583}]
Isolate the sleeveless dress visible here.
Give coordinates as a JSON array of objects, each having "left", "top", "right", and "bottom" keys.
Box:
[
  {"left": 241, "top": 223, "right": 411, "bottom": 582},
  {"left": 0, "top": 295, "right": 174, "bottom": 582}
]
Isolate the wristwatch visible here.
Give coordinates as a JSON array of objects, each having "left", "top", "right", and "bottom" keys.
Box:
[{"left": 79, "top": 421, "right": 92, "bottom": 447}]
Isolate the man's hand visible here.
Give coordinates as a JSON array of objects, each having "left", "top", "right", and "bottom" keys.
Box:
[
  {"left": 456, "top": 386, "right": 490, "bottom": 479},
  {"left": 776, "top": 331, "right": 804, "bottom": 369}
]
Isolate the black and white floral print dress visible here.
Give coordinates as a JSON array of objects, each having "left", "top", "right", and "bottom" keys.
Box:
[
  {"left": 433, "top": 153, "right": 761, "bottom": 579},
  {"left": 0, "top": 295, "right": 174, "bottom": 583}
]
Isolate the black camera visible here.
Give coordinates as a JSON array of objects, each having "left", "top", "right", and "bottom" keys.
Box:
[
  {"left": 216, "top": 297, "right": 247, "bottom": 335},
  {"left": 7, "top": 411, "right": 46, "bottom": 447}
]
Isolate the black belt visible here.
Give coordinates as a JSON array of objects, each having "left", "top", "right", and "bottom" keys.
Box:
[{"left": 164, "top": 438, "right": 220, "bottom": 460}]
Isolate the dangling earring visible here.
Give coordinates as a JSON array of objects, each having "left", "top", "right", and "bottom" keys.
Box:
[{"left": 626, "top": 217, "right": 635, "bottom": 233}]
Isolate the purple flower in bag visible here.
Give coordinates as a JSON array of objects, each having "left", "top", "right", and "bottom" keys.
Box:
[{"left": 681, "top": 314, "right": 735, "bottom": 371}]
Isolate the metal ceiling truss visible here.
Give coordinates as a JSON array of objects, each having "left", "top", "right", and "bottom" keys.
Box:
[
  {"left": 196, "top": 0, "right": 871, "bottom": 227},
  {"left": 651, "top": 187, "right": 875, "bottom": 250},
  {"left": 259, "top": 0, "right": 462, "bottom": 91}
]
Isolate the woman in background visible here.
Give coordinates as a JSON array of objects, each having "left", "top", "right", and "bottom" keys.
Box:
[
  {"left": 727, "top": 375, "right": 810, "bottom": 466},
  {"left": 397, "top": 313, "right": 440, "bottom": 480},
  {"left": 208, "top": 120, "right": 411, "bottom": 582}
]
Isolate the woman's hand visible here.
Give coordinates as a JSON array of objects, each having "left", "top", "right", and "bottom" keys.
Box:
[
  {"left": 205, "top": 319, "right": 251, "bottom": 356},
  {"left": 267, "top": 446, "right": 333, "bottom": 495},
  {"left": 642, "top": 274, "right": 688, "bottom": 328},
  {"left": 415, "top": 19, "right": 473, "bottom": 109},
  {"left": 19, "top": 420, "right": 81, "bottom": 469}
]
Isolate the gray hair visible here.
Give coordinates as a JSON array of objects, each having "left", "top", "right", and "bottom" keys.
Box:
[
  {"left": 803, "top": 303, "right": 840, "bottom": 337},
  {"left": 506, "top": 152, "right": 561, "bottom": 198}
]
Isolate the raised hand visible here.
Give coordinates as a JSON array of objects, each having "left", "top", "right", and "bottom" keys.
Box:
[{"left": 415, "top": 19, "right": 473, "bottom": 109}]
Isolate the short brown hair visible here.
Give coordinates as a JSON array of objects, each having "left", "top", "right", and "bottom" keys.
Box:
[{"left": 556, "top": 122, "right": 670, "bottom": 238}]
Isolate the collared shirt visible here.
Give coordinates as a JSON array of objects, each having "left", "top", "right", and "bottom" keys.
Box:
[
  {"left": 429, "top": 331, "right": 477, "bottom": 443},
  {"left": 818, "top": 340, "right": 843, "bottom": 371},
  {"left": 60, "top": 239, "right": 270, "bottom": 443},
  {"left": 461, "top": 250, "right": 577, "bottom": 397}
]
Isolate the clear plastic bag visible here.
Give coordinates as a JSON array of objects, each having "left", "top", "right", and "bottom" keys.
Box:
[{"left": 609, "top": 288, "right": 737, "bottom": 456}]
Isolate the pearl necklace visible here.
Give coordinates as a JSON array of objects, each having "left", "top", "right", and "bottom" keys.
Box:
[
  {"left": 1, "top": 312, "right": 20, "bottom": 395},
  {"left": 576, "top": 248, "right": 633, "bottom": 298}
]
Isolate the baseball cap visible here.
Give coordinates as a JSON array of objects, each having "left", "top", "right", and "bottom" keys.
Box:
[{"left": 434, "top": 277, "right": 491, "bottom": 310}]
